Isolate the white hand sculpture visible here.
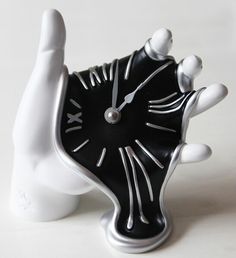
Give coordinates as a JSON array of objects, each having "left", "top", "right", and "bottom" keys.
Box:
[
  {"left": 11, "top": 10, "right": 92, "bottom": 221},
  {"left": 10, "top": 10, "right": 227, "bottom": 223}
]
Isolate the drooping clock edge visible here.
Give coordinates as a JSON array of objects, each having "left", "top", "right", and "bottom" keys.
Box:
[
  {"left": 98, "top": 88, "right": 205, "bottom": 254},
  {"left": 100, "top": 143, "right": 183, "bottom": 253},
  {"left": 52, "top": 63, "right": 205, "bottom": 253}
]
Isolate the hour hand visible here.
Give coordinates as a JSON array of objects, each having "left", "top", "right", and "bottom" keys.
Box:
[{"left": 117, "top": 90, "right": 136, "bottom": 111}]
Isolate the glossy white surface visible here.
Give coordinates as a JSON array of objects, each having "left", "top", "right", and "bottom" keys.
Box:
[
  {"left": 150, "top": 28, "right": 173, "bottom": 56},
  {"left": 11, "top": 9, "right": 226, "bottom": 224},
  {"left": 0, "top": 0, "right": 235, "bottom": 257},
  {"left": 11, "top": 9, "right": 92, "bottom": 221},
  {"left": 182, "top": 55, "right": 202, "bottom": 79}
]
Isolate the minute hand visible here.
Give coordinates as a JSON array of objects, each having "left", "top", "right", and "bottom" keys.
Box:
[{"left": 117, "top": 60, "right": 174, "bottom": 112}]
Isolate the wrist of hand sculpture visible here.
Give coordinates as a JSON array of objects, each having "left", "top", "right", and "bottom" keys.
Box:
[{"left": 11, "top": 9, "right": 227, "bottom": 253}]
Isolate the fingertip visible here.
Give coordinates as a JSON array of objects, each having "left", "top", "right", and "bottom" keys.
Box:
[
  {"left": 150, "top": 28, "right": 173, "bottom": 56},
  {"left": 212, "top": 83, "right": 228, "bottom": 99},
  {"left": 199, "top": 144, "right": 212, "bottom": 160},
  {"left": 39, "top": 9, "right": 66, "bottom": 52},
  {"left": 152, "top": 28, "right": 172, "bottom": 41},
  {"left": 180, "top": 144, "right": 212, "bottom": 164},
  {"left": 182, "top": 55, "right": 202, "bottom": 78}
]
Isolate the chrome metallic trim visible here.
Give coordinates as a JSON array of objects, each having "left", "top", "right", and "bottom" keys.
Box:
[
  {"left": 89, "top": 66, "right": 101, "bottom": 87},
  {"left": 148, "top": 93, "right": 191, "bottom": 114},
  {"left": 102, "top": 63, "right": 108, "bottom": 81},
  {"left": 117, "top": 61, "right": 174, "bottom": 112},
  {"left": 124, "top": 51, "right": 136, "bottom": 80},
  {"left": 104, "top": 107, "right": 121, "bottom": 124},
  {"left": 67, "top": 112, "right": 82, "bottom": 124},
  {"left": 135, "top": 139, "right": 164, "bottom": 169},
  {"left": 72, "top": 139, "right": 90, "bottom": 153},
  {"left": 53, "top": 66, "right": 206, "bottom": 253},
  {"left": 116, "top": 101, "right": 126, "bottom": 113},
  {"left": 112, "top": 60, "right": 119, "bottom": 108},
  {"left": 181, "top": 88, "right": 206, "bottom": 140},
  {"left": 119, "top": 148, "right": 134, "bottom": 230},
  {"left": 101, "top": 144, "right": 183, "bottom": 253},
  {"left": 96, "top": 148, "right": 107, "bottom": 167},
  {"left": 70, "top": 98, "right": 82, "bottom": 109},
  {"left": 144, "top": 39, "right": 175, "bottom": 61},
  {"left": 136, "top": 61, "right": 174, "bottom": 92},
  {"left": 149, "top": 94, "right": 185, "bottom": 109},
  {"left": 99, "top": 90, "right": 205, "bottom": 253},
  {"left": 53, "top": 65, "right": 120, "bottom": 249},
  {"left": 146, "top": 122, "right": 176, "bottom": 133},
  {"left": 129, "top": 147, "right": 154, "bottom": 202},
  {"left": 109, "top": 59, "right": 116, "bottom": 81},
  {"left": 73, "top": 71, "right": 89, "bottom": 90},
  {"left": 125, "top": 147, "right": 149, "bottom": 225},
  {"left": 177, "top": 60, "right": 193, "bottom": 93},
  {"left": 149, "top": 92, "right": 177, "bottom": 104},
  {"left": 65, "top": 126, "right": 82, "bottom": 133}
]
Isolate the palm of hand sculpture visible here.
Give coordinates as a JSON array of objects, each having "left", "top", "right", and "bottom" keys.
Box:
[{"left": 11, "top": 9, "right": 227, "bottom": 253}]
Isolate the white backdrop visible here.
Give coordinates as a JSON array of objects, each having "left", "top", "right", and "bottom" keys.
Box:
[{"left": 0, "top": 0, "right": 235, "bottom": 257}]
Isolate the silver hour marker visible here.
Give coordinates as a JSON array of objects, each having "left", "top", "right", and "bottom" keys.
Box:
[
  {"left": 70, "top": 98, "right": 82, "bottom": 109},
  {"left": 149, "top": 94, "right": 185, "bottom": 109},
  {"left": 109, "top": 59, "right": 117, "bottom": 81},
  {"left": 146, "top": 122, "right": 176, "bottom": 133},
  {"left": 96, "top": 148, "right": 107, "bottom": 167},
  {"left": 72, "top": 139, "right": 90, "bottom": 153},
  {"left": 89, "top": 66, "right": 102, "bottom": 87},
  {"left": 65, "top": 126, "right": 82, "bottom": 133},
  {"left": 128, "top": 147, "right": 154, "bottom": 202},
  {"left": 67, "top": 112, "right": 82, "bottom": 124},
  {"left": 117, "top": 61, "right": 174, "bottom": 112},
  {"left": 102, "top": 63, "right": 108, "bottom": 81},
  {"left": 125, "top": 146, "right": 149, "bottom": 225},
  {"left": 148, "top": 93, "right": 191, "bottom": 114},
  {"left": 124, "top": 51, "right": 136, "bottom": 80},
  {"left": 73, "top": 71, "right": 89, "bottom": 90},
  {"left": 149, "top": 92, "right": 177, "bottom": 104},
  {"left": 135, "top": 139, "right": 164, "bottom": 169},
  {"left": 119, "top": 148, "right": 134, "bottom": 230}
]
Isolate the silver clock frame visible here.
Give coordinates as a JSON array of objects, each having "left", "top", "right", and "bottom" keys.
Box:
[{"left": 52, "top": 56, "right": 205, "bottom": 253}]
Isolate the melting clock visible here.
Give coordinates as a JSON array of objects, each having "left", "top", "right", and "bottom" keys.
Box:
[{"left": 54, "top": 38, "right": 213, "bottom": 253}]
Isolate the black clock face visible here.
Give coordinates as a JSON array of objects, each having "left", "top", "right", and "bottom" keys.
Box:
[{"left": 60, "top": 47, "right": 194, "bottom": 239}]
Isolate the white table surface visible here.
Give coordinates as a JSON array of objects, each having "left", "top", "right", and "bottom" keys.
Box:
[{"left": 0, "top": 0, "right": 236, "bottom": 257}]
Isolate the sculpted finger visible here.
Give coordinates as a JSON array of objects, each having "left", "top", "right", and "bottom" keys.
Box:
[
  {"left": 13, "top": 9, "right": 67, "bottom": 151},
  {"left": 145, "top": 28, "right": 173, "bottom": 60},
  {"left": 35, "top": 9, "right": 66, "bottom": 83},
  {"left": 180, "top": 144, "right": 212, "bottom": 164},
  {"left": 191, "top": 83, "right": 228, "bottom": 117},
  {"left": 177, "top": 55, "right": 202, "bottom": 92},
  {"left": 38, "top": 9, "right": 66, "bottom": 52}
]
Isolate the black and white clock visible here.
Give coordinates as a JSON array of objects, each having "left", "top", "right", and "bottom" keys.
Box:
[
  {"left": 11, "top": 9, "right": 228, "bottom": 253},
  {"left": 54, "top": 37, "right": 213, "bottom": 253}
]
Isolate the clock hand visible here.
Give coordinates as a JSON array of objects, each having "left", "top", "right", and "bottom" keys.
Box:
[
  {"left": 117, "top": 60, "right": 174, "bottom": 112},
  {"left": 112, "top": 60, "right": 119, "bottom": 108},
  {"left": 104, "top": 60, "right": 121, "bottom": 124}
]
